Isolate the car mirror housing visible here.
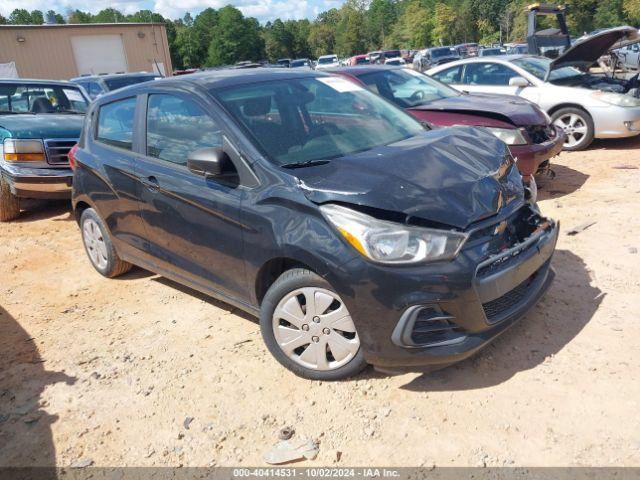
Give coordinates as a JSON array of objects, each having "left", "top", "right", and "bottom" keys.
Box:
[
  {"left": 509, "top": 76, "right": 530, "bottom": 88},
  {"left": 187, "top": 147, "right": 226, "bottom": 178}
]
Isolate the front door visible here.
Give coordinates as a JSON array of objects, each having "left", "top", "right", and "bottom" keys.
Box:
[{"left": 134, "top": 92, "right": 248, "bottom": 302}]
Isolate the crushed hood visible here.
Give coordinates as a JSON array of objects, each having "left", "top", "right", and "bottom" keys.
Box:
[
  {"left": 293, "top": 127, "right": 524, "bottom": 230},
  {"left": 549, "top": 26, "right": 640, "bottom": 74},
  {"left": 0, "top": 114, "right": 84, "bottom": 139},
  {"left": 409, "top": 92, "right": 546, "bottom": 127}
]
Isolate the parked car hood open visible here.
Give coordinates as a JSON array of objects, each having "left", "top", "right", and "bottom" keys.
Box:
[
  {"left": 409, "top": 92, "right": 547, "bottom": 127},
  {"left": 0, "top": 114, "right": 84, "bottom": 139},
  {"left": 549, "top": 26, "right": 640, "bottom": 75},
  {"left": 293, "top": 127, "right": 524, "bottom": 230}
]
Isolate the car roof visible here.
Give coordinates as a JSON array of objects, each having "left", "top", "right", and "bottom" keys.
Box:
[
  {"left": 430, "top": 54, "right": 527, "bottom": 69},
  {"left": 0, "top": 78, "right": 80, "bottom": 87},
  {"left": 326, "top": 65, "right": 401, "bottom": 76},
  {"left": 70, "top": 72, "right": 159, "bottom": 81},
  {"left": 92, "top": 68, "right": 327, "bottom": 102}
]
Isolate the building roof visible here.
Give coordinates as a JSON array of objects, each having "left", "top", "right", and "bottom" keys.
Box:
[
  {"left": 0, "top": 23, "right": 166, "bottom": 29},
  {"left": 0, "top": 78, "right": 79, "bottom": 86}
]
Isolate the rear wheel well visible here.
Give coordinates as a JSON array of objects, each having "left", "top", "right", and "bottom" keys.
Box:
[
  {"left": 255, "top": 258, "right": 316, "bottom": 305},
  {"left": 74, "top": 201, "right": 91, "bottom": 224}
]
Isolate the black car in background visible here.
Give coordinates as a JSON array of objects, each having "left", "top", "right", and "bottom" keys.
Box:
[
  {"left": 70, "top": 72, "right": 162, "bottom": 100},
  {"left": 72, "top": 69, "right": 558, "bottom": 380}
]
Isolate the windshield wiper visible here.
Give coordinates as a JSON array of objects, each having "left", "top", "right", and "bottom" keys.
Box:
[
  {"left": 0, "top": 110, "right": 34, "bottom": 114},
  {"left": 55, "top": 110, "right": 85, "bottom": 114},
  {"left": 281, "top": 159, "right": 331, "bottom": 169}
]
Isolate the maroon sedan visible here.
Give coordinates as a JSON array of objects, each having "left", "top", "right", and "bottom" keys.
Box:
[{"left": 330, "top": 66, "right": 564, "bottom": 190}]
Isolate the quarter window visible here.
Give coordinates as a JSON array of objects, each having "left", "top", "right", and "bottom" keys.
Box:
[
  {"left": 96, "top": 97, "right": 136, "bottom": 151},
  {"left": 431, "top": 66, "right": 463, "bottom": 84},
  {"left": 146, "top": 94, "right": 222, "bottom": 166},
  {"left": 462, "top": 63, "right": 519, "bottom": 86}
]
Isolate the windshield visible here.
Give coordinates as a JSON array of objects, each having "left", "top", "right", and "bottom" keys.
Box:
[
  {"left": 0, "top": 83, "right": 88, "bottom": 114},
  {"left": 481, "top": 49, "right": 502, "bottom": 56},
  {"left": 291, "top": 60, "right": 309, "bottom": 67},
  {"left": 104, "top": 75, "right": 160, "bottom": 91},
  {"left": 355, "top": 57, "right": 369, "bottom": 65},
  {"left": 432, "top": 48, "right": 454, "bottom": 58},
  {"left": 358, "top": 69, "right": 460, "bottom": 109},
  {"left": 318, "top": 57, "right": 337, "bottom": 65},
  {"left": 214, "top": 76, "right": 424, "bottom": 166},
  {"left": 511, "top": 57, "right": 585, "bottom": 82}
]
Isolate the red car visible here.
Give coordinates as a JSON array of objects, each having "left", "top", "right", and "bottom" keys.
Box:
[{"left": 330, "top": 66, "right": 565, "bottom": 194}]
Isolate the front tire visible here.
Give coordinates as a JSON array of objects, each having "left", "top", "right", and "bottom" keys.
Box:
[
  {"left": 260, "top": 268, "right": 367, "bottom": 380},
  {"left": 80, "top": 208, "right": 132, "bottom": 278},
  {"left": 0, "top": 175, "right": 20, "bottom": 222},
  {"left": 551, "top": 107, "right": 594, "bottom": 151}
]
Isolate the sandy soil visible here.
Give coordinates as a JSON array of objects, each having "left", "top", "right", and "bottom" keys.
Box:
[{"left": 1, "top": 137, "right": 639, "bottom": 468}]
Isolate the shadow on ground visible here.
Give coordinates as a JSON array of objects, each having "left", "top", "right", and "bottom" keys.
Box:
[
  {"left": 0, "top": 305, "right": 76, "bottom": 469},
  {"left": 15, "top": 200, "right": 73, "bottom": 224},
  {"left": 537, "top": 164, "right": 589, "bottom": 201},
  {"left": 589, "top": 135, "right": 640, "bottom": 151},
  {"left": 153, "top": 276, "right": 256, "bottom": 323},
  {"left": 399, "top": 250, "right": 602, "bottom": 392}
]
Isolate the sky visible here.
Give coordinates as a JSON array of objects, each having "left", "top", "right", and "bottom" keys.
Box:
[{"left": 0, "top": 0, "right": 345, "bottom": 22}]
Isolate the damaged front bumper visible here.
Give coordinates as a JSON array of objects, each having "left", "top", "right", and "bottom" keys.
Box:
[{"left": 328, "top": 206, "right": 559, "bottom": 370}]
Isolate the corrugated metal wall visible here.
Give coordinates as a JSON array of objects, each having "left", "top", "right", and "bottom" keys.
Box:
[{"left": 0, "top": 24, "right": 173, "bottom": 80}]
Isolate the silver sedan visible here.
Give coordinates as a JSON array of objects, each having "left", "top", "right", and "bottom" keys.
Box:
[{"left": 427, "top": 55, "right": 640, "bottom": 150}]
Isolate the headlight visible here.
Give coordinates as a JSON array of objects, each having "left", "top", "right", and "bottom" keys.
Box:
[
  {"left": 3, "top": 139, "right": 46, "bottom": 162},
  {"left": 320, "top": 204, "right": 467, "bottom": 264},
  {"left": 592, "top": 91, "right": 640, "bottom": 107},
  {"left": 484, "top": 127, "right": 527, "bottom": 145}
]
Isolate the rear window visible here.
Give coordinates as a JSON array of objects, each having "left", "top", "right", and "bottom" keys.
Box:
[
  {"left": 104, "top": 76, "right": 159, "bottom": 91},
  {"left": 96, "top": 97, "right": 137, "bottom": 151},
  {"left": 0, "top": 83, "right": 88, "bottom": 114}
]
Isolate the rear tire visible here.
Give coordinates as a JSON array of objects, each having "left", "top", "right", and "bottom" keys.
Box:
[
  {"left": 260, "top": 268, "right": 367, "bottom": 380},
  {"left": 80, "top": 208, "right": 132, "bottom": 278},
  {"left": 0, "top": 175, "right": 20, "bottom": 222},
  {"left": 551, "top": 107, "right": 594, "bottom": 151}
]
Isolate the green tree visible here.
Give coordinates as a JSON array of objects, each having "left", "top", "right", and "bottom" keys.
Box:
[
  {"left": 625, "top": 0, "right": 640, "bottom": 23},
  {"left": 335, "top": 0, "right": 367, "bottom": 56},
  {"left": 366, "top": 0, "right": 398, "bottom": 49},
  {"left": 388, "top": 0, "right": 432, "bottom": 48},
  {"left": 67, "top": 9, "right": 93, "bottom": 23},
  {"left": 593, "top": 0, "right": 625, "bottom": 28},
  {"left": 0, "top": 14, "right": 6, "bottom": 25},
  {"left": 206, "top": 6, "right": 264, "bottom": 66},
  {"left": 92, "top": 8, "right": 126, "bottom": 23},
  {"left": 9, "top": 9, "right": 34, "bottom": 24},
  {"left": 431, "top": 2, "right": 458, "bottom": 45}
]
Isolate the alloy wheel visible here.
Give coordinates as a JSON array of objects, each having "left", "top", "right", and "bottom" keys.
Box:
[
  {"left": 82, "top": 218, "right": 108, "bottom": 270},
  {"left": 554, "top": 113, "right": 589, "bottom": 149},
  {"left": 272, "top": 287, "right": 359, "bottom": 371}
]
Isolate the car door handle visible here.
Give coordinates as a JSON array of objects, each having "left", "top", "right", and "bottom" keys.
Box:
[{"left": 141, "top": 176, "right": 159, "bottom": 192}]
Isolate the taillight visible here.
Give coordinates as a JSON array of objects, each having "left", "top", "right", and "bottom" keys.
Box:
[{"left": 68, "top": 144, "right": 78, "bottom": 170}]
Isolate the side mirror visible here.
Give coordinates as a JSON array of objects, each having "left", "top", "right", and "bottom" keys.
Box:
[
  {"left": 187, "top": 147, "right": 226, "bottom": 178},
  {"left": 509, "top": 76, "right": 530, "bottom": 88}
]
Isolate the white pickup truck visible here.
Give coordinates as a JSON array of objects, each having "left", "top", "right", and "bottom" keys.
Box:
[{"left": 616, "top": 42, "right": 640, "bottom": 70}]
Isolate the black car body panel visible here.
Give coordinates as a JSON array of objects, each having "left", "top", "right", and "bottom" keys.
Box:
[
  {"left": 293, "top": 127, "right": 523, "bottom": 230},
  {"left": 72, "top": 69, "right": 557, "bottom": 371}
]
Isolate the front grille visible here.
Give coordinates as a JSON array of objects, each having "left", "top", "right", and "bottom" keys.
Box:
[
  {"left": 525, "top": 125, "right": 554, "bottom": 144},
  {"left": 44, "top": 139, "right": 77, "bottom": 165},
  {"left": 482, "top": 274, "right": 535, "bottom": 323}
]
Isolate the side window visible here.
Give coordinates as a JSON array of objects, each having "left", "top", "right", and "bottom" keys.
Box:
[
  {"left": 96, "top": 97, "right": 136, "bottom": 151},
  {"left": 431, "top": 66, "right": 462, "bottom": 84},
  {"left": 146, "top": 94, "right": 222, "bottom": 166},
  {"left": 462, "top": 63, "right": 519, "bottom": 86},
  {"left": 89, "top": 82, "right": 104, "bottom": 97}
]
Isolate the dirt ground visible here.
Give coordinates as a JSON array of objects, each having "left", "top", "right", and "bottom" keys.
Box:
[{"left": 1, "top": 137, "right": 639, "bottom": 468}]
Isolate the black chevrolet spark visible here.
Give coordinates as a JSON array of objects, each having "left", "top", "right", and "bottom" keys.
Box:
[{"left": 71, "top": 69, "right": 558, "bottom": 380}]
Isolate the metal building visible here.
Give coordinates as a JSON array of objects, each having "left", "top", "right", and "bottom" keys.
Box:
[{"left": 0, "top": 23, "right": 173, "bottom": 80}]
